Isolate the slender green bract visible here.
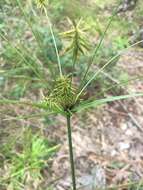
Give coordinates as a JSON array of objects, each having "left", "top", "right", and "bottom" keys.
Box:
[
  {"left": 73, "top": 93, "right": 143, "bottom": 112},
  {"left": 43, "top": 7, "right": 63, "bottom": 77},
  {"left": 80, "top": 9, "right": 116, "bottom": 87},
  {"left": 76, "top": 40, "right": 143, "bottom": 101},
  {"left": 0, "top": 99, "right": 63, "bottom": 113}
]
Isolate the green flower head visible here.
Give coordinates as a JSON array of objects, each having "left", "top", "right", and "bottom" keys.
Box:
[{"left": 36, "top": 0, "right": 48, "bottom": 9}]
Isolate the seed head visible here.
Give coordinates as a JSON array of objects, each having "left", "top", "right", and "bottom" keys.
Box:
[
  {"left": 51, "top": 76, "right": 77, "bottom": 110},
  {"left": 60, "top": 18, "right": 90, "bottom": 60},
  {"left": 36, "top": 0, "right": 48, "bottom": 9},
  {"left": 45, "top": 76, "right": 79, "bottom": 112}
]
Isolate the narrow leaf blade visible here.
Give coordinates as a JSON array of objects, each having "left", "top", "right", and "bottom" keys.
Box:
[{"left": 73, "top": 93, "right": 143, "bottom": 112}]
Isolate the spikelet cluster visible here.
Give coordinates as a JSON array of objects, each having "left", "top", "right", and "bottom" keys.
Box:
[
  {"left": 60, "top": 18, "right": 90, "bottom": 61},
  {"left": 46, "top": 76, "right": 77, "bottom": 111},
  {"left": 44, "top": 97, "right": 62, "bottom": 112},
  {"left": 36, "top": 0, "right": 48, "bottom": 9}
]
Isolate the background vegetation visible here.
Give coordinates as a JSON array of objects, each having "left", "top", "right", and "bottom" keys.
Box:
[{"left": 0, "top": 0, "right": 143, "bottom": 189}]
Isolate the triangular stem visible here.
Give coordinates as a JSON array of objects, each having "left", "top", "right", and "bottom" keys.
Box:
[{"left": 66, "top": 112, "right": 77, "bottom": 190}]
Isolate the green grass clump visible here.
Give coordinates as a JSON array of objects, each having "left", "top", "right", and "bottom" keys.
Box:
[{"left": 0, "top": 129, "right": 58, "bottom": 190}]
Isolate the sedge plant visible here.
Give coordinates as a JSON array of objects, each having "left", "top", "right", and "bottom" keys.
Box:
[{"left": 1, "top": 0, "right": 143, "bottom": 190}]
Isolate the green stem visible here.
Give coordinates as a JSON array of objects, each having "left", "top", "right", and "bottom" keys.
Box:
[{"left": 66, "top": 112, "right": 77, "bottom": 190}]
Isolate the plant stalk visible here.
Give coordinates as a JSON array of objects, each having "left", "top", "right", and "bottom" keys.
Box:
[{"left": 66, "top": 112, "right": 76, "bottom": 190}]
